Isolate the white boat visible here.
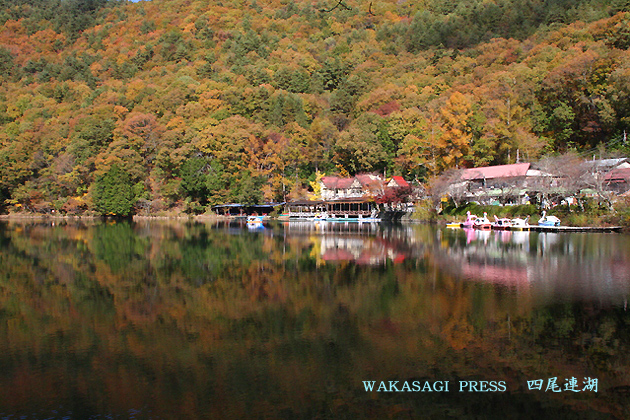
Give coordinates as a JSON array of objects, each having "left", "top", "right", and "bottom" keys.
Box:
[
  {"left": 473, "top": 212, "right": 492, "bottom": 230},
  {"left": 538, "top": 211, "right": 561, "bottom": 227},
  {"left": 510, "top": 216, "right": 530, "bottom": 230},
  {"left": 492, "top": 215, "right": 512, "bottom": 230}
]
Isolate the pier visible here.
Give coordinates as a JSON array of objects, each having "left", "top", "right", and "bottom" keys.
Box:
[
  {"left": 526, "top": 225, "right": 623, "bottom": 233},
  {"left": 448, "top": 224, "right": 624, "bottom": 233}
]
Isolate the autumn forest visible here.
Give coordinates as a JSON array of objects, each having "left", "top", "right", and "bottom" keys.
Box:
[{"left": 1, "top": 0, "right": 630, "bottom": 215}]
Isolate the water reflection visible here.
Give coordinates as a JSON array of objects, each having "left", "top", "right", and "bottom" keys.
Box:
[
  {"left": 435, "top": 227, "right": 630, "bottom": 305},
  {"left": 0, "top": 220, "right": 629, "bottom": 419},
  {"left": 281, "top": 221, "right": 412, "bottom": 265}
]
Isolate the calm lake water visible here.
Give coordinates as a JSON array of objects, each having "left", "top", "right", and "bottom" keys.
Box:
[{"left": 1, "top": 220, "right": 629, "bottom": 419}]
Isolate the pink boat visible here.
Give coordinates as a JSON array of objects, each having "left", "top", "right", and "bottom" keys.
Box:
[{"left": 461, "top": 211, "right": 478, "bottom": 228}]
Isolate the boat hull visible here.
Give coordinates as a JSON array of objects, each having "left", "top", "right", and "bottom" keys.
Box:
[{"left": 538, "top": 221, "right": 560, "bottom": 227}]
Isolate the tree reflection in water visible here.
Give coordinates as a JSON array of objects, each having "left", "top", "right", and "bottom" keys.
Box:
[{"left": 0, "top": 220, "right": 629, "bottom": 419}]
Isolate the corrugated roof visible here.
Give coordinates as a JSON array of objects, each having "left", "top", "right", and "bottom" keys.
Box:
[
  {"left": 460, "top": 163, "right": 531, "bottom": 180},
  {"left": 591, "top": 158, "right": 629, "bottom": 168},
  {"left": 604, "top": 168, "right": 630, "bottom": 181}
]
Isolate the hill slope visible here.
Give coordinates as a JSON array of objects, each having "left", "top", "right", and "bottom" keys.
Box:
[{"left": 1, "top": 0, "right": 629, "bottom": 213}]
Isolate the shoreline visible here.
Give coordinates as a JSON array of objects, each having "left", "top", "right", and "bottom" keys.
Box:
[
  {"left": 0, "top": 213, "right": 227, "bottom": 221},
  {"left": 0, "top": 212, "right": 627, "bottom": 232}
]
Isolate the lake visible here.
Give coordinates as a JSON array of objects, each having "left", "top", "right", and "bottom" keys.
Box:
[{"left": 0, "top": 220, "right": 629, "bottom": 419}]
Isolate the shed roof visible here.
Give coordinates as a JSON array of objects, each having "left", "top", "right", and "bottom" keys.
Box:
[{"left": 604, "top": 168, "right": 630, "bottom": 181}]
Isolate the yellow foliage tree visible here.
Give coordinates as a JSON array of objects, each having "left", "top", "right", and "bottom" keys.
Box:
[{"left": 436, "top": 92, "right": 472, "bottom": 171}]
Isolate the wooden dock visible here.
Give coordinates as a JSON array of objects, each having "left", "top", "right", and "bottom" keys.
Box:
[
  {"left": 525, "top": 225, "right": 623, "bottom": 233},
  {"left": 446, "top": 224, "right": 624, "bottom": 233}
]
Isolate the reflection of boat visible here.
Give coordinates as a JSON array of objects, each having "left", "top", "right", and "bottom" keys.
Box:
[
  {"left": 498, "top": 229, "right": 512, "bottom": 243},
  {"left": 538, "top": 211, "right": 561, "bottom": 227},
  {"left": 474, "top": 212, "right": 492, "bottom": 230},
  {"left": 511, "top": 216, "right": 530, "bottom": 230},
  {"left": 463, "top": 227, "right": 477, "bottom": 244},
  {"left": 492, "top": 215, "right": 512, "bottom": 230},
  {"left": 247, "top": 215, "right": 264, "bottom": 228},
  {"left": 462, "top": 211, "right": 477, "bottom": 228}
]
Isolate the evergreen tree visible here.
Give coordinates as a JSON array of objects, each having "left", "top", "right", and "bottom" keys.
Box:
[
  {"left": 180, "top": 157, "right": 208, "bottom": 200},
  {"left": 92, "top": 165, "right": 134, "bottom": 216}
]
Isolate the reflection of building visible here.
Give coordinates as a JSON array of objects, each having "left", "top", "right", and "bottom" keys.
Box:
[
  {"left": 319, "top": 235, "right": 407, "bottom": 265},
  {"left": 280, "top": 222, "right": 413, "bottom": 266}
]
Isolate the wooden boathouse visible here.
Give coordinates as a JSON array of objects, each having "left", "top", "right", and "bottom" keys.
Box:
[
  {"left": 284, "top": 198, "right": 377, "bottom": 219},
  {"left": 212, "top": 202, "right": 284, "bottom": 216}
]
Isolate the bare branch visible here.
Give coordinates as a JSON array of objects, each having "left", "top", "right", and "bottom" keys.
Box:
[{"left": 320, "top": 0, "right": 352, "bottom": 13}]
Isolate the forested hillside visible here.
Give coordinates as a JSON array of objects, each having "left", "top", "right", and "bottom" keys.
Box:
[{"left": 1, "top": 0, "right": 630, "bottom": 215}]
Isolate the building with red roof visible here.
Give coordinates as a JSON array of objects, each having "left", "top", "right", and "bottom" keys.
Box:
[
  {"left": 387, "top": 176, "right": 410, "bottom": 188},
  {"left": 450, "top": 162, "right": 548, "bottom": 205},
  {"left": 321, "top": 174, "right": 384, "bottom": 200},
  {"left": 320, "top": 174, "right": 412, "bottom": 200},
  {"left": 447, "top": 159, "right": 630, "bottom": 206},
  {"left": 604, "top": 168, "right": 630, "bottom": 194}
]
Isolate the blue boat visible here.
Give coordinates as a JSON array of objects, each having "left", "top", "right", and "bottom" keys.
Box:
[{"left": 538, "top": 211, "right": 561, "bottom": 227}]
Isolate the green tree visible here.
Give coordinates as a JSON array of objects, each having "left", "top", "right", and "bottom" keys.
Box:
[
  {"left": 92, "top": 165, "right": 134, "bottom": 216},
  {"left": 180, "top": 157, "right": 208, "bottom": 200}
]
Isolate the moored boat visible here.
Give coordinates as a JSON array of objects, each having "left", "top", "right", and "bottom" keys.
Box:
[
  {"left": 492, "top": 215, "right": 512, "bottom": 230},
  {"left": 473, "top": 212, "right": 492, "bottom": 230},
  {"left": 510, "top": 216, "right": 530, "bottom": 230},
  {"left": 461, "top": 211, "right": 478, "bottom": 228},
  {"left": 538, "top": 211, "right": 561, "bottom": 227}
]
